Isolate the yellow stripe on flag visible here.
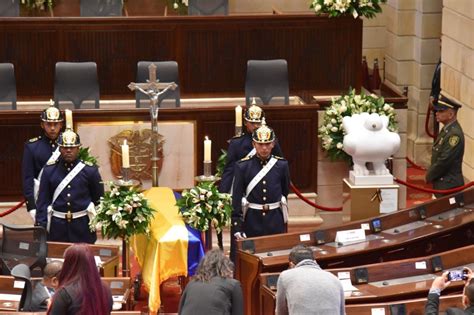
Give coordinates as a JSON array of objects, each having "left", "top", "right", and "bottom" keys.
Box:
[{"left": 130, "top": 187, "right": 188, "bottom": 312}]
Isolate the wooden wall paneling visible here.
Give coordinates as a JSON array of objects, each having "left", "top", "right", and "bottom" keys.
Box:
[{"left": 0, "top": 14, "right": 361, "bottom": 99}]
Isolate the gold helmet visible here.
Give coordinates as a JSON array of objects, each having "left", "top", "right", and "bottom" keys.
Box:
[
  {"left": 244, "top": 99, "right": 264, "bottom": 123},
  {"left": 40, "top": 106, "right": 64, "bottom": 122},
  {"left": 57, "top": 130, "right": 81, "bottom": 147},
  {"left": 252, "top": 119, "right": 275, "bottom": 144}
]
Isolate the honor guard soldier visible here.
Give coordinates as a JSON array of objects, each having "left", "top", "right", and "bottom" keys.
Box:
[
  {"left": 426, "top": 94, "right": 464, "bottom": 198},
  {"left": 36, "top": 130, "right": 104, "bottom": 244},
  {"left": 230, "top": 122, "right": 290, "bottom": 261},
  {"left": 219, "top": 103, "right": 283, "bottom": 194},
  {"left": 22, "top": 106, "right": 64, "bottom": 221}
]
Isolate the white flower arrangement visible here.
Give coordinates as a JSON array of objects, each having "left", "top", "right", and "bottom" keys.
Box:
[
  {"left": 318, "top": 89, "right": 398, "bottom": 161},
  {"left": 176, "top": 182, "right": 232, "bottom": 233},
  {"left": 311, "top": 0, "right": 387, "bottom": 19},
  {"left": 90, "top": 182, "right": 155, "bottom": 240}
]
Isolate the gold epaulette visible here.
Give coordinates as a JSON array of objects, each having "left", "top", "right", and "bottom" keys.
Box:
[
  {"left": 239, "top": 155, "right": 252, "bottom": 162},
  {"left": 28, "top": 136, "right": 41, "bottom": 143},
  {"left": 274, "top": 155, "right": 286, "bottom": 160},
  {"left": 46, "top": 159, "right": 57, "bottom": 166}
]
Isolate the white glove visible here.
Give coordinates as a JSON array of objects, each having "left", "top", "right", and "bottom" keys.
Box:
[
  {"left": 234, "top": 232, "right": 247, "bottom": 240},
  {"left": 29, "top": 209, "right": 37, "bottom": 222}
]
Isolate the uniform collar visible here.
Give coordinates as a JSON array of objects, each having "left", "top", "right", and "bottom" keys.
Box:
[
  {"left": 62, "top": 159, "right": 79, "bottom": 169},
  {"left": 255, "top": 154, "right": 272, "bottom": 165}
]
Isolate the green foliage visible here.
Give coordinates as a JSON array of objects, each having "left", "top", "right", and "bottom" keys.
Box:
[
  {"left": 318, "top": 88, "right": 398, "bottom": 162},
  {"left": 310, "top": 0, "right": 387, "bottom": 19},
  {"left": 90, "top": 182, "right": 155, "bottom": 240},
  {"left": 78, "top": 147, "right": 99, "bottom": 167},
  {"left": 215, "top": 149, "right": 227, "bottom": 178},
  {"left": 176, "top": 182, "right": 232, "bottom": 233}
]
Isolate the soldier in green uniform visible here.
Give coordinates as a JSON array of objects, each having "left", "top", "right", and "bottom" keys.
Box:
[{"left": 425, "top": 94, "right": 464, "bottom": 198}]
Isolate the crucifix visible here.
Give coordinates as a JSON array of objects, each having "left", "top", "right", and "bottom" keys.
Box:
[{"left": 128, "top": 63, "right": 178, "bottom": 187}]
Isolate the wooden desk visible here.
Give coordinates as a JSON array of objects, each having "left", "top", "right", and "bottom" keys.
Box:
[
  {"left": 0, "top": 104, "right": 319, "bottom": 200},
  {"left": 237, "top": 189, "right": 474, "bottom": 315},
  {"left": 259, "top": 245, "right": 474, "bottom": 314},
  {"left": 261, "top": 284, "right": 464, "bottom": 315},
  {"left": 0, "top": 276, "right": 22, "bottom": 311},
  {"left": 47, "top": 242, "right": 120, "bottom": 277},
  {"left": 102, "top": 277, "right": 132, "bottom": 311}
]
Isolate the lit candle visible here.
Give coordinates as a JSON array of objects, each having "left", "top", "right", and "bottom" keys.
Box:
[
  {"left": 235, "top": 105, "right": 242, "bottom": 127},
  {"left": 65, "top": 109, "right": 73, "bottom": 130},
  {"left": 122, "top": 140, "right": 130, "bottom": 168},
  {"left": 49, "top": 99, "right": 54, "bottom": 106},
  {"left": 204, "top": 136, "right": 212, "bottom": 162}
]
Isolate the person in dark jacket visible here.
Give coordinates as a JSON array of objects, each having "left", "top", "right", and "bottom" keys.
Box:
[
  {"left": 179, "top": 249, "right": 243, "bottom": 315},
  {"left": 31, "top": 260, "right": 63, "bottom": 311},
  {"left": 36, "top": 130, "right": 104, "bottom": 243},
  {"left": 425, "top": 94, "right": 464, "bottom": 198},
  {"left": 47, "top": 244, "right": 112, "bottom": 315},
  {"left": 425, "top": 268, "right": 474, "bottom": 315},
  {"left": 229, "top": 122, "right": 289, "bottom": 261},
  {"left": 22, "top": 106, "right": 64, "bottom": 221},
  {"left": 219, "top": 102, "right": 283, "bottom": 194}
]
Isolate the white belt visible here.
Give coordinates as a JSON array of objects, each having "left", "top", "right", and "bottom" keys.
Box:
[
  {"left": 51, "top": 209, "right": 88, "bottom": 220},
  {"left": 248, "top": 202, "right": 281, "bottom": 210}
]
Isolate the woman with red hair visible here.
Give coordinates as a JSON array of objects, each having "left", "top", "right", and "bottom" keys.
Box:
[{"left": 47, "top": 243, "right": 112, "bottom": 315}]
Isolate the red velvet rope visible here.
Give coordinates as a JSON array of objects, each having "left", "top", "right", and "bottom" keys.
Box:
[
  {"left": 394, "top": 178, "right": 474, "bottom": 194},
  {"left": 290, "top": 182, "right": 342, "bottom": 212},
  {"left": 425, "top": 105, "right": 435, "bottom": 139},
  {"left": 0, "top": 200, "right": 26, "bottom": 217},
  {"left": 406, "top": 157, "right": 426, "bottom": 171}
]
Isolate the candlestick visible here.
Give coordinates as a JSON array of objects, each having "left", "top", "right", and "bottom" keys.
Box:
[
  {"left": 235, "top": 105, "right": 242, "bottom": 127},
  {"left": 65, "top": 109, "right": 73, "bottom": 130},
  {"left": 122, "top": 140, "right": 130, "bottom": 168},
  {"left": 204, "top": 136, "right": 212, "bottom": 162}
]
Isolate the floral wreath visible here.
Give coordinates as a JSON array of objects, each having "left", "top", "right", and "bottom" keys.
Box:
[
  {"left": 311, "top": 0, "right": 387, "bottom": 19},
  {"left": 90, "top": 182, "right": 155, "bottom": 240},
  {"left": 176, "top": 182, "right": 232, "bottom": 233},
  {"left": 318, "top": 88, "right": 398, "bottom": 162}
]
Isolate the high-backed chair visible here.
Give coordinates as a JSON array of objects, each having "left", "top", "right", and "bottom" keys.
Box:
[
  {"left": 0, "top": 0, "right": 19, "bottom": 17},
  {"left": 54, "top": 62, "right": 100, "bottom": 109},
  {"left": 80, "top": 0, "right": 123, "bottom": 17},
  {"left": 0, "top": 63, "right": 17, "bottom": 110},
  {"left": 10, "top": 264, "right": 33, "bottom": 311},
  {"left": 188, "top": 0, "right": 228, "bottom": 16},
  {"left": 0, "top": 224, "right": 47, "bottom": 277},
  {"left": 245, "top": 59, "right": 290, "bottom": 106},
  {"left": 136, "top": 61, "right": 181, "bottom": 108}
]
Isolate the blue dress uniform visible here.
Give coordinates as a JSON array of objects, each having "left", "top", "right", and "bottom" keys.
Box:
[
  {"left": 22, "top": 107, "right": 63, "bottom": 214},
  {"left": 219, "top": 104, "right": 283, "bottom": 193},
  {"left": 22, "top": 136, "right": 59, "bottom": 212},
  {"left": 36, "top": 130, "right": 104, "bottom": 244},
  {"left": 230, "top": 123, "right": 289, "bottom": 261},
  {"left": 219, "top": 133, "right": 283, "bottom": 193},
  {"left": 426, "top": 95, "right": 464, "bottom": 198}
]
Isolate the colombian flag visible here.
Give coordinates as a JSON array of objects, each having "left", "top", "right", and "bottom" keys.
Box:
[{"left": 130, "top": 187, "right": 204, "bottom": 313}]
